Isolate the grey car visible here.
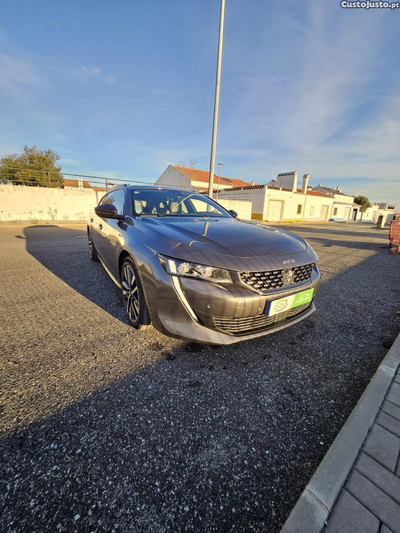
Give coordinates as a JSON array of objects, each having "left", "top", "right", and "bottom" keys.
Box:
[{"left": 87, "top": 185, "right": 320, "bottom": 344}]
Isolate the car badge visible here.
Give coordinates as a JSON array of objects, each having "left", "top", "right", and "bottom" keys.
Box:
[{"left": 282, "top": 269, "right": 294, "bottom": 286}]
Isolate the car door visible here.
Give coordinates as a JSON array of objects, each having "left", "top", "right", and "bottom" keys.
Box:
[{"left": 97, "top": 188, "right": 126, "bottom": 277}]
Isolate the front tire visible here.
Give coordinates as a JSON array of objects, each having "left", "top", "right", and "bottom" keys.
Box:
[{"left": 121, "top": 256, "right": 151, "bottom": 329}]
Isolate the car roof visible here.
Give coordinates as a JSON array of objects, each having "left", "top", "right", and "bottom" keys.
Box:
[{"left": 109, "top": 184, "right": 198, "bottom": 192}]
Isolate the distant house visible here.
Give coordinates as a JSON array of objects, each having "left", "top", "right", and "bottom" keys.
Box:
[
  {"left": 219, "top": 172, "right": 337, "bottom": 222},
  {"left": 63, "top": 178, "right": 93, "bottom": 190},
  {"left": 358, "top": 202, "right": 396, "bottom": 224},
  {"left": 219, "top": 175, "right": 333, "bottom": 222},
  {"left": 312, "top": 185, "right": 355, "bottom": 222},
  {"left": 156, "top": 165, "right": 253, "bottom": 192}
]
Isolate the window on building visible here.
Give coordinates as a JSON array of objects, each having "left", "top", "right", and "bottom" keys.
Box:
[
  {"left": 309, "top": 206, "right": 314, "bottom": 215},
  {"left": 333, "top": 207, "right": 338, "bottom": 216},
  {"left": 297, "top": 204, "right": 302, "bottom": 215}
]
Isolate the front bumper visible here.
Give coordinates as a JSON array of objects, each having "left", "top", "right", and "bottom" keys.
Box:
[{"left": 141, "top": 257, "right": 320, "bottom": 345}]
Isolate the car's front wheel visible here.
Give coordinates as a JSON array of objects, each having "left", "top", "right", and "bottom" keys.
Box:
[{"left": 121, "top": 256, "right": 151, "bottom": 329}]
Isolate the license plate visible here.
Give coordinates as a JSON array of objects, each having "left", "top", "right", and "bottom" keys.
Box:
[{"left": 266, "top": 288, "right": 314, "bottom": 317}]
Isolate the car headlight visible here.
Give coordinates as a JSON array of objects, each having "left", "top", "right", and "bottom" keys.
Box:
[{"left": 159, "top": 255, "right": 232, "bottom": 284}]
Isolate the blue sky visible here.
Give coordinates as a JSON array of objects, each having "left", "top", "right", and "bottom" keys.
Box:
[{"left": 0, "top": 0, "right": 399, "bottom": 207}]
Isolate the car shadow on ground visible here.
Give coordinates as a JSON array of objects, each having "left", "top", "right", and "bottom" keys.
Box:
[
  {"left": 23, "top": 225, "right": 128, "bottom": 325},
  {"left": 1, "top": 223, "right": 399, "bottom": 532}
]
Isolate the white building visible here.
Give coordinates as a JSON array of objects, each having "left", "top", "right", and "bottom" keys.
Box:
[
  {"left": 155, "top": 165, "right": 253, "bottom": 219},
  {"left": 218, "top": 174, "right": 336, "bottom": 222},
  {"left": 358, "top": 203, "right": 396, "bottom": 224},
  {"left": 156, "top": 165, "right": 252, "bottom": 192},
  {"left": 156, "top": 166, "right": 396, "bottom": 225},
  {"left": 311, "top": 185, "right": 355, "bottom": 222}
]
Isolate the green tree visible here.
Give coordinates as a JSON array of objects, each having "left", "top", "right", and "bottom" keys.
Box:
[
  {"left": 0, "top": 145, "right": 63, "bottom": 187},
  {"left": 354, "top": 195, "right": 372, "bottom": 220}
]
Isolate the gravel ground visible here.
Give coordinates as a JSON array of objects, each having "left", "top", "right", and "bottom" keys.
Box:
[{"left": 0, "top": 223, "right": 399, "bottom": 533}]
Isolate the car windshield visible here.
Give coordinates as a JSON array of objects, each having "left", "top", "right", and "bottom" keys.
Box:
[{"left": 131, "top": 189, "right": 231, "bottom": 218}]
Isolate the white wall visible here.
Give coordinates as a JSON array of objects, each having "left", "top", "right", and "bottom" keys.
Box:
[
  {"left": 304, "top": 195, "right": 334, "bottom": 221},
  {"left": 156, "top": 166, "right": 234, "bottom": 192},
  {"left": 330, "top": 203, "right": 353, "bottom": 221},
  {"left": 333, "top": 193, "right": 354, "bottom": 205},
  {"left": 264, "top": 189, "right": 306, "bottom": 221},
  {"left": 217, "top": 187, "right": 266, "bottom": 219},
  {"left": 0, "top": 184, "right": 253, "bottom": 223},
  {"left": 217, "top": 199, "right": 252, "bottom": 220},
  {"left": 219, "top": 187, "right": 310, "bottom": 221},
  {"left": 0, "top": 185, "right": 100, "bottom": 222}
]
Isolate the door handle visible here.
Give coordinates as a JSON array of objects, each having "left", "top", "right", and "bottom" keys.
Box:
[{"left": 99, "top": 223, "right": 103, "bottom": 230}]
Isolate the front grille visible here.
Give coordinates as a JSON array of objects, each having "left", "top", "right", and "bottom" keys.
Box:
[
  {"left": 239, "top": 263, "right": 314, "bottom": 292},
  {"left": 213, "top": 301, "right": 312, "bottom": 336},
  {"left": 213, "top": 314, "right": 276, "bottom": 335}
]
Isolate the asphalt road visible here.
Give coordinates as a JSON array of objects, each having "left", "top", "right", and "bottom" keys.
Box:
[{"left": 1, "top": 223, "right": 399, "bottom": 533}]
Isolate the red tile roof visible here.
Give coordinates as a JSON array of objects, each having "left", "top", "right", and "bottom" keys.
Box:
[
  {"left": 173, "top": 165, "right": 252, "bottom": 189},
  {"left": 63, "top": 179, "right": 92, "bottom": 189},
  {"left": 220, "top": 184, "right": 265, "bottom": 192},
  {"left": 306, "top": 190, "right": 332, "bottom": 198}
]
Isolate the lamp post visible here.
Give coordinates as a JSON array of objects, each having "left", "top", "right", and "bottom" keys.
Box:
[
  {"left": 207, "top": 0, "right": 226, "bottom": 198},
  {"left": 216, "top": 162, "right": 224, "bottom": 199}
]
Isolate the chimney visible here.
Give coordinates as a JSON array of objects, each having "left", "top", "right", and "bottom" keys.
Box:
[
  {"left": 292, "top": 171, "right": 298, "bottom": 192},
  {"left": 251, "top": 180, "right": 255, "bottom": 186},
  {"left": 302, "top": 174, "right": 309, "bottom": 194}
]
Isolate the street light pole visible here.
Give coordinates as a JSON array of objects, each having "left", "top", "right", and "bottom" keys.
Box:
[
  {"left": 216, "top": 162, "right": 224, "bottom": 200},
  {"left": 207, "top": 0, "right": 226, "bottom": 198}
]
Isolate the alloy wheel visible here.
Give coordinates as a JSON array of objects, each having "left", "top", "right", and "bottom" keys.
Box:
[{"left": 122, "top": 263, "right": 140, "bottom": 323}]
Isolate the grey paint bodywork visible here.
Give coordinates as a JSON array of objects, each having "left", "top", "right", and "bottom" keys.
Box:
[{"left": 88, "top": 185, "right": 320, "bottom": 344}]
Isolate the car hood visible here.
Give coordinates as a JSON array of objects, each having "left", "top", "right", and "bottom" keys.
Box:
[{"left": 140, "top": 217, "right": 318, "bottom": 271}]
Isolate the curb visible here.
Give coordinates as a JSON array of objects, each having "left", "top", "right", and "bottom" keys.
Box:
[{"left": 281, "top": 332, "right": 400, "bottom": 533}]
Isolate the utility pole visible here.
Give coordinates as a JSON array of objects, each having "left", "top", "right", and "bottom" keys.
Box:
[
  {"left": 208, "top": 0, "right": 226, "bottom": 198},
  {"left": 216, "top": 162, "right": 224, "bottom": 200}
]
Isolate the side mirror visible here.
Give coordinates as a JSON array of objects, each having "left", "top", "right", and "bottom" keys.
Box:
[
  {"left": 229, "top": 209, "right": 238, "bottom": 218},
  {"left": 95, "top": 204, "right": 123, "bottom": 219}
]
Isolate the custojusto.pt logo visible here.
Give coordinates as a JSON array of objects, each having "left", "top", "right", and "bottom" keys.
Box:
[{"left": 341, "top": 0, "right": 400, "bottom": 8}]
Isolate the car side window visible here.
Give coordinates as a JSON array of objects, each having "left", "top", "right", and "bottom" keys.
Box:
[
  {"left": 102, "top": 189, "right": 125, "bottom": 215},
  {"left": 99, "top": 193, "right": 110, "bottom": 205}
]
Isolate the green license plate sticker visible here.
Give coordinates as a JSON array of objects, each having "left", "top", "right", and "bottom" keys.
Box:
[{"left": 266, "top": 288, "right": 314, "bottom": 317}]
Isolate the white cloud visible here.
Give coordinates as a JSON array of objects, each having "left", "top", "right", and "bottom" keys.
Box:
[
  {"left": 218, "top": 0, "right": 399, "bottom": 208},
  {"left": 54, "top": 65, "right": 116, "bottom": 85},
  {"left": 79, "top": 66, "right": 102, "bottom": 78},
  {"left": 0, "top": 53, "right": 40, "bottom": 97}
]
